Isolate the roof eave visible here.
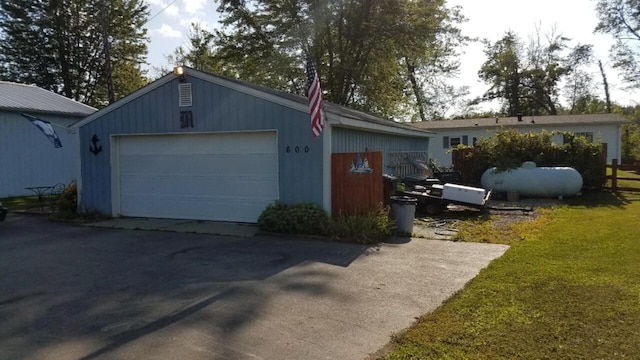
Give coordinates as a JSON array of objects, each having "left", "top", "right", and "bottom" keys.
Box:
[
  {"left": 69, "top": 73, "right": 176, "bottom": 131},
  {"left": 329, "top": 113, "right": 434, "bottom": 138},
  {"left": 1, "top": 107, "right": 95, "bottom": 118},
  {"left": 416, "top": 120, "right": 628, "bottom": 131}
]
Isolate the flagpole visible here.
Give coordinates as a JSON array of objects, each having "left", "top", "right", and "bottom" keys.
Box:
[
  {"left": 51, "top": 121, "right": 76, "bottom": 135},
  {"left": 22, "top": 113, "right": 68, "bottom": 129},
  {"left": 298, "top": 20, "right": 328, "bottom": 136},
  {"left": 33, "top": 115, "right": 72, "bottom": 133},
  {"left": 48, "top": 121, "right": 68, "bottom": 130}
]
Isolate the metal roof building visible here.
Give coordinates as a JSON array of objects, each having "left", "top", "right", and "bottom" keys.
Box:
[
  {"left": 0, "top": 81, "right": 95, "bottom": 117},
  {"left": 0, "top": 82, "right": 97, "bottom": 197}
]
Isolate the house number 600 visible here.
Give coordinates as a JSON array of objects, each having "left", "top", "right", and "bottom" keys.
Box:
[{"left": 285, "top": 146, "right": 310, "bottom": 153}]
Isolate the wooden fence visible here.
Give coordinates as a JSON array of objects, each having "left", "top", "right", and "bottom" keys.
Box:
[
  {"left": 451, "top": 148, "right": 474, "bottom": 185},
  {"left": 332, "top": 151, "right": 383, "bottom": 215},
  {"left": 607, "top": 159, "right": 640, "bottom": 192}
]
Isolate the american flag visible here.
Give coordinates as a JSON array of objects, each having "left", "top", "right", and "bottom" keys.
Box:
[{"left": 306, "top": 57, "right": 325, "bottom": 137}]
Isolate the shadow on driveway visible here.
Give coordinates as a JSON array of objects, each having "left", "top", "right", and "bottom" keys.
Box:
[
  {"left": 0, "top": 213, "right": 508, "bottom": 360},
  {"left": 0, "top": 214, "right": 366, "bottom": 359}
]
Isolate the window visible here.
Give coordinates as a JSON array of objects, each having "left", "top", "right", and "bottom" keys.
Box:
[
  {"left": 576, "top": 132, "right": 594, "bottom": 142},
  {"left": 443, "top": 136, "right": 465, "bottom": 148},
  {"left": 563, "top": 132, "right": 593, "bottom": 144}
]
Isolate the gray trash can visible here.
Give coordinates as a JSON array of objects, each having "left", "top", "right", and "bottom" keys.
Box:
[{"left": 390, "top": 195, "right": 417, "bottom": 235}]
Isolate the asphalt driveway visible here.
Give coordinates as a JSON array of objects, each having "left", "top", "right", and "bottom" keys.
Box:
[{"left": 0, "top": 213, "right": 508, "bottom": 360}]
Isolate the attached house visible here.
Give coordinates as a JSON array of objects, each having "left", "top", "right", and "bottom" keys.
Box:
[
  {"left": 411, "top": 114, "right": 627, "bottom": 167},
  {"left": 69, "top": 67, "right": 433, "bottom": 222},
  {"left": 0, "top": 81, "right": 97, "bottom": 198}
]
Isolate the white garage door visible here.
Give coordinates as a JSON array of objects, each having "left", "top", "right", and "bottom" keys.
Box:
[{"left": 114, "top": 132, "right": 278, "bottom": 222}]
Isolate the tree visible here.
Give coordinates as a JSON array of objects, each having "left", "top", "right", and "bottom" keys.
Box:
[
  {"left": 398, "top": 1, "right": 468, "bottom": 121},
  {"left": 563, "top": 44, "right": 596, "bottom": 114},
  {"left": 0, "top": 0, "right": 148, "bottom": 107},
  {"left": 477, "top": 29, "right": 574, "bottom": 116},
  {"left": 167, "top": 23, "right": 223, "bottom": 73},
  {"left": 478, "top": 31, "right": 524, "bottom": 116},
  {"left": 595, "top": 0, "right": 640, "bottom": 89},
  {"left": 410, "top": 82, "right": 469, "bottom": 121},
  {"left": 621, "top": 105, "right": 640, "bottom": 162},
  {"left": 105, "top": 0, "right": 149, "bottom": 102},
  {"left": 521, "top": 29, "right": 570, "bottom": 115},
  {"left": 0, "top": 0, "right": 59, "bottom": 93},
  {"left": 210, "top": 0, "right": 466, "bottom": 119},
  {"left": 597, "top": 59, "right": 613, "bottom": 113}
]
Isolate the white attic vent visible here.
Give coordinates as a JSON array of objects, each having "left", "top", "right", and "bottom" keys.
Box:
[{"left": 178, "top": 83, "right": 192, "bottom": 107}]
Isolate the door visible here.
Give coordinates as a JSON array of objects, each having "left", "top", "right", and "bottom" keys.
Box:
[{"left": 114, "top": 131, "right": 278, "bottom": 222}]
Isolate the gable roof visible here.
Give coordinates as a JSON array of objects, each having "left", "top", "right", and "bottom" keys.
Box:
[
  {"left": 70, "top": 67, "right": 433, "bottom": 137},
  {"left": 411, "top": 113, "right": 628, "bottom": 131},
  {"left": 0, "top": 81, "right": 97, "bottom": 117}
]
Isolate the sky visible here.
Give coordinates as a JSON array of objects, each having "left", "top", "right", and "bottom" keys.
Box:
[
  {"left": 142, "top": 0, "right": 639, "bottom": 110},
  {"left": 144, "top": 0, "right": 219, "bottom": 75}
]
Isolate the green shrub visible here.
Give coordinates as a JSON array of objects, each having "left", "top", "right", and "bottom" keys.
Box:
[
  {"left": 457, "top": 129, "right": 606, "bottom": 188},
  {"left": 55, "top": 183, "right": 77, "bottom": 215},
  {"left": 257, "top": 202, "right": 329, "bottom": 235},
  {"left": 327, "top": 205, "right": 394, "bottom": 244},
  {"left": 257, "top": 202, "right": 395, "bottom": 244}
]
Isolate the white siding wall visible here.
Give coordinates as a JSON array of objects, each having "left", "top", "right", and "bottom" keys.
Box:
[
  {"left": 429, "top": 124, "right": 621, "bottom": 167},
  {"left": 0, "top": 112, "right": 80, "bottom": 197}
]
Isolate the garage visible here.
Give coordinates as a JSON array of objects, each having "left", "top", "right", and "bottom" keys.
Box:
[
  {"left": 112, "top": 131, "right": 278, "bottom": 223},
  {"left": 73, "top": 67, "right": 432, "bottom": 221}
]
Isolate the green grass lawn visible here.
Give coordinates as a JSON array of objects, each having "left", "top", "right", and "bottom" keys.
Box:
[
  {"left": 0, "top": 196, "right": 39, "bottom": 210},
  {"left": 382, "top": 190, "right": 640, "bottom": 359}
]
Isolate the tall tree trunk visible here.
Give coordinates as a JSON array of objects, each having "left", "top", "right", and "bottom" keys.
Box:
[
  {"left": 598, "top": 60, "right": 612, "bottom": 113},
  {"left": 569, "top": 77, "right": 578, "bottom": 114},
  {"left": 51, "top": 0, "right": 73, "bottom": 99},
  {"left": 101, "top": 0, "right": 115, "bottom": 104},
  {"left": 509, "top": 74, "right": 521, "bottom": 117},
  {"left": 406, "top": 59, "right": 426, "bottom": 122}
]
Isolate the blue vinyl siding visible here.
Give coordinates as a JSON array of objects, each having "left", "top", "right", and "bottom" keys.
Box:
[
  {"left": 79, "top": 76, "right": 323, "bottom": 215},
  {"left": 0, "top": 111, "right": 81, "bottom": 197},
  {"left": 331, "top": 127, "right": 430, "bottom": 174}
]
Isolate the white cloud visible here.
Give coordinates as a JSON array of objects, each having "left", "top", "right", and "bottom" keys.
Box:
[
  {"left": 183, "top": 0, "right": 207, "bottom": 15},
  {"left": 154, "top": 24, "right": 182, "bottom": 38},
  {"left": 164, "top": 4, "right": 180, "bottom": 17},
  {"left": 146, "top": 0, "right": 181, "bottom": 19}
]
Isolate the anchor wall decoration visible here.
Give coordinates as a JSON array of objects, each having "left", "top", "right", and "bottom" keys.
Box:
[{"left": 89, "top": 134, "right": 102, "bottom": 156}]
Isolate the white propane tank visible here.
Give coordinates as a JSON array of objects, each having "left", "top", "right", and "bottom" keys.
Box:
[{"left": 481, "top": 161, "right": 583, "bottom": 197}]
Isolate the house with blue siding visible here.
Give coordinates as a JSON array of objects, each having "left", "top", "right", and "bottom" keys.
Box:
[
  {"left": 70, "top": 67, "right": 433, "bottom": 222},
  {"left": 0, "top": 81, "right": 96, "bottom": 197}
]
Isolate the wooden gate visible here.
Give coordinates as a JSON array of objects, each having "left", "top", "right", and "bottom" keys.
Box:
[{"left": 332, "top": 151, "right": 383, "bottom": 215}]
